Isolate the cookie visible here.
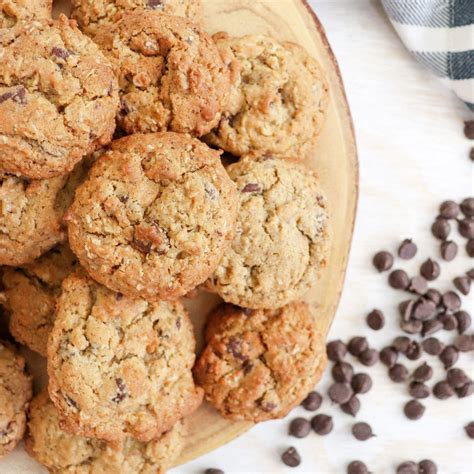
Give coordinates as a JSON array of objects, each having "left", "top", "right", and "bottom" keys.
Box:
[
  {"left": 26, "top": 391, "right": 186, "bottom": 474},
  {"left": 206, "top": 154, "right": 329, "bottom": 309},
  {"left": 0, "top": 0, "right": 51, "bottom": 28},
  {"left": 66, "top": 133, "right": 238, "bottom": 301},
  {"left": 47, "top": 271, "right": 203, "bottom": 443},
  {"left": 194, "top": 302, "right": 327, "bottom": 422},
  {"left": 72, "top": 0, "right": 203, "bottom": 37},
  {"left": 0, "top": 340, "right": 32, "bottom": 457},
  {"left": 0, "top": 15, "right": 119, "bottom": 179},
  {"left": 94, "top": 11, "right": 229, "bottom": 136},
  {"left": 205, "top": 33, "right": 329, "bottom": 159},
  {"left": 1, "top": 244, "right": 79, "bottom": 356}
]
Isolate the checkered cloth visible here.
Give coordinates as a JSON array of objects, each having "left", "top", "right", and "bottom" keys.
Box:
[{"left": 382, "top": 0, "right": 474, "bottom": 111}]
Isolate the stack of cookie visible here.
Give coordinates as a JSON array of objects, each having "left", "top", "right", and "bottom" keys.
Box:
[{"left": 0, "top": 0, "right": 331, "bottom": 471}]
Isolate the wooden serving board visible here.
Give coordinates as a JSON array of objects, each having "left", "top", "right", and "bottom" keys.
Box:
[{"left": 1, "top": 1, "right": 357, "bottom": 471}]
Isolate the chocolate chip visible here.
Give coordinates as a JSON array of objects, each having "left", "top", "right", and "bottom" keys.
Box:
[
  {"left": 389, "top": 364, "right": 409, "bottom": 383},
  {"left": 399, "top": 299, "right": 415, "bottom": 321},
  {"left": 413, "top": 362, "right": 433, "bottom": 382},
  {"left": 341, "top": 396, "right": 361, "bottom": 417},
  {"left": 0, "top": 91, "right": 13, "bottom": 104},
  {"left": 420, "top": 259, "right": 440, "bottom": 281},
  {"left": 373, "top": 251, "right": 393, "bottom": 272},
  {"left": 311, "top": 414, "right": 333, "bottom": 435},
  {"left": 281, "top": 447, "right": 301, "bottom": 467},
  {"left": 418, "top": 460, "right": 437, "bottom": 474},
  {"left": 405, "top": 341, "right": 422, "bottom": 361},
  {"left": 454, "top": 310, "right": 471, "bottom": 333},
  {"left": 326, "top": 340, "right": 347, "bottom": 362},
  {"left": 467, "top": 239, "right": 474, "bottom": 257},
  {"left": 464, "top": 422, "right": 474, "bottom": 439},
  {"left": 366, "top": 309, "right": 385, "bottom": 330},
  {"left": 205, "top": 469, "right": 224, "bottom": 474},
  {"left": 397, "top": 461, "right": 418, "bottom": 474},
  {"left": 426, "top": 289, "right": 442, "bottom": 305},
  {"left": 404, "top": 399, "right": 425, "bottom": 420},
  {"left": 433, "top": 380, "right": 455, "bottom": 399},
  {"left": 442, "top": 291, "right": 462, "bottom": 311},
  {"left": 408, "top": 381, "right": 430, "bottom": 399},
  {"left": 379, "top": 346, "right": 398, "bottom": 367},
  {"left": 328, "top": 383, "right": 353, "bottom": 405},
  {"left": 227, "top": 337, "right": 247, "bottom": 361},
  {"left": 389, "top": 269, "right": 410, "bottom": 289},
  {"left": 439, "top": 200, "right": 460, "bottom": 219},
  {"left": 147, "top": 0, "right": 164, "bottom": 8},
  {"left": 398, "top": 239, "right": 417, "bottom": 259},
  {"left": 289, "top": 418, "right": 311, "bottom": 438},
  {"left": 457, "top": 381, "right": 474, "bottom": 398},
  {"left": 409, "top": 276, "right": 428, "bottom": 295},
  {"left": 301, "top": 391, "right": 322, "bottom": 411},
  {"left": 465, "top": 121, "right": 474, "bottom": 139},
  {"left": 447, "top": 368, "right": 470, "bottom": 389},
  {"left": 422, "top": 337, "right": 445, "bottom": 356},
  {"left": 458, "top": 218, "right": 474, "bottom": 239},
  {"left": 431, "top": 218, "right": 450, "bottom": 240},
  {"left": 0, "top": 86, "right": 27, "bottom": 106},
  {"left": 438, "top": 312, "right": 458, "bottom": 331},
  {"left": 413, "top": 299, "right": 436, "bottom": 320},
  {"left": 440, "top": 345, "right": 459, "bottom": 368},
  {"left": 454, "top": 276, "right": 471, "bottom": 295},
  {"left": 422, "top": 318, "right": 443, "bottom": 337},
  {"left": 440, "top": 240, "right": 458, "bottom": 261},
  {"left": 115, "top": 292, "right": 123, "bottom": 301},
  {"left": 242, "top": 183, "right": 261, "bottom": 193},
  {"left": 52, "top": 46, "right": 71, "bottom": 59},
  {"left": 332, "top": 361, "right": 354, "bottom": 383},
  {"left": 111, "top": 378, "right": 127, "bottom": 403},
  {"left": 400, "top": 319, "right": 422, "bottom": 335},
  {"left": 454, "top": 334, "right": 474, "bottom": 352},
  {"left": 392, "top": 336, "right": 411, "bottom": 353},
  {"left": 64, "top": 395, "right": 78, "bottom": 410},
  {"left": 351, "top": 373, "right": 372, "bottom": 394},
  {"left": 461, "top": 198, "right": 474, "bottom": 217},
  {"left": 358, "top": 348, "right": 378, "bottom": 366},
  {"left": 348, "top": 337, "right": 369, "bottom": 357},
  {"left": 347, "top": 460, "right": 369, "bottom": 474},
  {"left": 352, "top": 422, "right": 374, "bottom": 441}
]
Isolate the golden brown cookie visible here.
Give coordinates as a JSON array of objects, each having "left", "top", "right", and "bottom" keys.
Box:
[
  {"left": 205, "top": 33, "right": 329, "bottom": 160},
  {"left": 0, "top": 0, "right": 51, "bottom": 28},
  {"left": 0, "top": 15, "right": 119, "bottom": 179},
  {"left": 206, "top": 154, "right": 329, "bottom": 309},
  {"left": 66, "top": 133, "right": 238, "bottom": 301},
  {"left": 0, "top": 340, "right": 32, "bottom": 457},
  {"left": 194, "top": 302, "right": 327, "bottom": 422},
  {"left": 71, "top": 0, "right": 203, "bottom": 37},
  {"left": 93, "top": 11, "right": 230, "bottom": 136},
  {"left": 1, "top": 244, "right": 79, "bottom": 356},
  {"left": 26, "top": 391, "right": 186, "bottom": 474},
  {"left": 48, "top": 271, "right": 203, "bottom": 443}
]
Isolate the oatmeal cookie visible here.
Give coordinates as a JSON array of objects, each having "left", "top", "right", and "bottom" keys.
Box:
[
  {"left": 0, "top": 1, "right": 51, "bottom": 29},
  {"left": 205, "top": 33, "right": 329, "bottom": 159},
  {"left": 66, "top": 133, "right": 238, "bottom": 301},
  {"left": 26, "top": 391, "right": 186, "bottom": 473},
  {"left": 194, "top": 302, "right": 327, "bottom": 422},
  {"left": 206, "top": 154, "right": 329, "bottom": 309},
  {"left": 0, "top": 340, "right": 32, "bottom": 457},
  {"left": 71, "top": 0, "right": 203, "bottom": 37},
  {"left": 1, "top": 244, "right": 79, "bottom": 356},
  {"left": 48, "top": 271, "right": 203, "bottom": 443},
  {"left": 94, "top": 11, "right": 229, "bottom": 136},
  {"left": 0, "top": 15, "right": 119, "bottom": 179}
]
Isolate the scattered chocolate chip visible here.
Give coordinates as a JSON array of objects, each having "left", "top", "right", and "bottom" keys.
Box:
[
  {"left": 341, "top": 396, "right": 361, "bottom": 417},
  {"left": 420, "top": 259, "right": 440, "bottom": 281},
  {"left": 454, "top": 310, "right": 471, "bottom": 334},
  {"left": 412, "top": 362, "right": 433, "bottom": 382},
  {"left": 399, "top": 299, "right": 416, "bottom": 321},
  {"left": 352, "top": 422, "right": 374, "bottom": 441},
  {"left": 373, "top": 251, "right": 393, "bottom": 272},
  {"left": 392, "top": 336, "right": 411, "bottom": 353},
  {"left": 147, "top": 0, "right": 164, "bottom": 8},
  {"left": 111, "top": 378, "right": 127, "bottom": 403},
  {"left": 404, "top": 399, "right": 425, "bottom": 420},
  {"left": 332, "top": 361, "right": 354, "bottom": 383},
  {"left": 464, "top": 421, "right": 474, "bottom": 439},
  {"left": 439, "top": 345, "right": 459, "bottom": 368},
  {"left": 347, "top": 460, "right": 369, "bottom": 474},
  {"left": 328, "top": 383, "right": 353, "bottom": 405},
  {"left": 446, "top": 368, "right": 470, "bottom": 389},
  {"left": 326, "top": 340, "right": 347, "bottom": 362},
  {"left": 461, "top": 198, "right": 474, "bottom": 217},
  {"left": 301, "top": 391, "right": 322, "bottom": 411},
  {"left": 242, "top": 183, "right": 262, "bottom": 193},
  {"left": 409, "top": 276, "right": 428, "bottom": 295},
  {"left": 442, "top": 291, "right": 462, "bottom": 311},
  {"left": 464, "top": 121, "right": 474, "bottom": 139},
  {"left": 399, "top": 239, "right": 417, "bottom": 259},
  {"left": 458, "top": 218, "right": 474, "bottom": 239},
  {"left": 422, "top": 337, "right": 445, "bottom": 356},
  {"left": 454, "top": 334, "right": 474, "bottom": 352},
  {"left": 205, "top": 469, "right": 224, "bottom": 474},
  {"left": 413, "top": 299, "right": 436, "bottom": 320},
  {"left": 281, "top": 447, "right": 301, "bottom": 467},
  {"left": 380, "top": 346, "right": 398, "bottom": 367},
  {"left": 115, "top": 292, "right": 123, "bottom": 301},
  {"left": 440, "top": 240, "right": 458, "bottom": 261},
  {"left": 0, "top": 86, "right": 27, "bottom": 106},
  {"left": 348, "top": 337, "right": 369, "bottom": 357},
  {"left": 433, "top": 380, "right": 455, "bottom": 399},
  {"left": 439, "top": 200, "right": 460, "bottom": 219},
  {"left": 457, "top": 381, "right": 474, "bottom": 398},
  {"left": 408, "top": 381, "right": 430, "bottom": 399},
  {"left": 405, "top": 341, "right": 422, "bottom": 360},
  {"left": 389, "top": 269, "right": 410, "bottom": 289},
  {"left": 366, "top": 309, "right": 385, "bottom": 330},
  {"left": 311, "top": 414, "right": 333, "bottom": 435},
  {"left": 426, "top": 289, "right": 442, "bottom": 305},
  {"left": 431, "top": 218, "right": 450, "bottom": 240},
  {"left": 418, "top": 459, "right": 437, "bottom": 474},
  {"left": 52, "top": 46, "right": 71, "bottom": 59},
  {"left": 64, "top": 395, "right": 78, "bottom": 410},
  {"left": 397, "top": 461, "right": 418, "bottom": 474},
  {"left": 289, "top": 418, "right": 311, "bottom": 438},
  {"left": 0, "top": 91, "right": 13, "bottom": 104},
  {"left": 467, "top": 239, "right": 474, "bottom": 257},
  {"left": 358, "top": 348, "right": 378, "bottom": 366},
  {"left": 389, "top": 364, "right": 409, "bottom": 383},
  {"left": 438, "top": 312, "right": 458, "bottom": 331},
  {"left": 227, "top": 337, "right": 247, "bottom": 361},
  {"left": 400, "top": 320, "right": 422, "bottom": 335},
  {"left": 351, "top": 373, "right": 372, "bottom": 394},
  {"left": 454, "top": 276, "right": 471, "bottom": 295},
  {"left": 422, "top": 318, "right": 443, "bottom": 337}
]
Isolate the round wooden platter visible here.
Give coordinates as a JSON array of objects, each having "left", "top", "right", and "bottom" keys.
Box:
[{"left": 0, "top": 1, "right": 357, "bottom": 471}]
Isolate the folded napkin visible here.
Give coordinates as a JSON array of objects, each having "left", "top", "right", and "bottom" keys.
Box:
[{"left": 382, "top": 0, "right": 474, "bottom": 111}]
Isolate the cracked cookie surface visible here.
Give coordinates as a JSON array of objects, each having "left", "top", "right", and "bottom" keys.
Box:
[
  {"left": 206, "top": 154, "right": 329, "bottom": 309},
  {"left": 0, "top": 0, "right": 51, "bottom": 29},
  {"left": 194, "top": 302, "right": 327, "bottom": 422},
  {"left": 0, "top": 340, "right": 32, "bottom": 457},
  {"left": 47, "top": 271, "right": 203, "bottom": 443},
  {"left": 66, "top": 132, "right": 238, "bottom": 301},
  {"left": 1, "top": 244, "right": 79, "bottom": 356},
  {"left": 205, "top": 33, "right": 329, "bottom": 160},
  {"left": 93, "top": 11, "right": 229, "bottom": 136},
  {"left": 72, "top": 0, "right": 203, "bottom": 38},
  {"left": 0, "top": 15, "right": 119, "bottom": 179},
  {"left": 26, "top": 391, "right": 186, "bottom": 474}
]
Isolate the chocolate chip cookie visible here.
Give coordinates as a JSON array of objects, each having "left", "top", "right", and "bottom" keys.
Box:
[
  {"left": 66, "top": 133, "right": 238, "bottom": 301},
  {"left": 205, "top": 33, "right": 329, "bottom": 159},
  {"left": 0, "top": 15, "right": 119, "bottom": 179},
  {"left": 0, "top": 340, "right": 32, "bottom": 457},
  {"left": 26, "top": 391, "right": 186, "bottom": 473},
  {"left": 0, "top": 0, "right": 51, "bottom": 29},
  {"left": 1, "top": 244, "right": 78, "bottom": 356},
  {"left": 206, "top": 154, "right": 329, "bottom": 309},
  {"left": 72, "top": 0, "right": 203, "bottom": 37},
  {"left": 94, "top": 11, "right": 229, "bottom": 136},
  {"left": 194, "top": 302, "right": 327, "bottom": 422},
  {"left": 48, "top": 271, "right": 203, "bottom": 443}
]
